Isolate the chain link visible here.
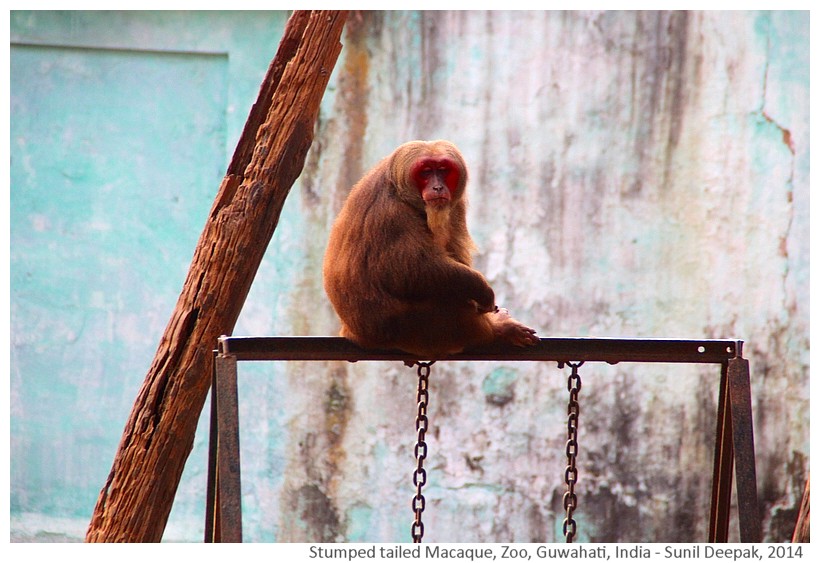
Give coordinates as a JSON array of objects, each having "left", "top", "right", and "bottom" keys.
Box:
[
  {"left": 411, "top": 361, "right": 434, "bottom": 543},
  {"left": 562, "top": 361, "right": 583, "bottom": 543},
  {"left": 409, "top": 359, "right": 584, "bottom": 542}
]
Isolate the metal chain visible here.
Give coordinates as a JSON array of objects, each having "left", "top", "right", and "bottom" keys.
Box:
[
  {"left": 562, "top": 361, "right": 583, "bottom": 543},
  {"left": 411, "top": 361, "right": 434, "bottom": 543}
]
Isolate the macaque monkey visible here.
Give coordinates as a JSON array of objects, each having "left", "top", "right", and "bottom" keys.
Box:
[{"left": 323, "top": 140, "right": 538, "bottom": 357}]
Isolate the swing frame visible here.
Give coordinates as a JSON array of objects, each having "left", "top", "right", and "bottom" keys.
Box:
[{"left": 205, "top": 335, "right": 761, "bottom": 543}]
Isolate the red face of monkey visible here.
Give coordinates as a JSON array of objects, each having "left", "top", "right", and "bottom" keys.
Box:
[{"left": 411, "top": 157, "right": 461, "bottom": 208}]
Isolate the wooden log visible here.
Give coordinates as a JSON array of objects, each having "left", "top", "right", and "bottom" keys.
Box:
[
  {"left": 85, "top": 10, "right": 348, "bottom": 542},
  {"left": 792, "top": 475, "right": 809, "bottom": 542}
]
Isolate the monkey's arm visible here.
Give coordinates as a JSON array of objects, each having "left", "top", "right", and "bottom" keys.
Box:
[{"left": 374, "top": 211, "right": 495, "bottom": 310}]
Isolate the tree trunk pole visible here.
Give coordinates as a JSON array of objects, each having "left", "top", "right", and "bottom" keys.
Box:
[
  {"left": 86, "top": 10, "right": 348, "bottom": 542},
  {"left": 792, "top": 475, "right": 809, "bottom": 542}
]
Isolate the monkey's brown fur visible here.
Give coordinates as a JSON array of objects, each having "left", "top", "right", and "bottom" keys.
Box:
[{"left": 323, "top": 140, "right": 538, "bottom": 356}]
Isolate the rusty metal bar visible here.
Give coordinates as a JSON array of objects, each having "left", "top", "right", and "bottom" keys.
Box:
[
  {"left": 204, "top": 352, "right": 220, "bottom": 542},
  {"left": 213, "top": 353, "right": 243, "bottom": 543},
  {"left": 727, "top": 357, "right": 762, "bottom": 543},
  {"left": 217, "top": 335, "right": 741, "bottom": 364},
  {"left": 709, "top": 362, "right": 734, "bottom": 542},
  {"left": 207, "top": 335, "right": 759, "bottom": 543}
]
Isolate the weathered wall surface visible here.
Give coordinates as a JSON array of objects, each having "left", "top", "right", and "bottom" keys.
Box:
[
  {"left": 11, "top": 11, "right": 808, "bottom": 543},
  {"left": 243, "top": 10, "right": 809, "bottom": 543},
  {"left": 9, "top": 10, "right": 291, "bottom": 540}
]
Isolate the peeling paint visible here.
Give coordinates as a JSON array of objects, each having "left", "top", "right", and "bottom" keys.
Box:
[
  {"left": 482, "top": 366, "right": 518, "bottom": 407},
  {"left": 285, "top": 483, "right": 341, "bottom": 542},
  {"left": 279, "top": 10, "right": 807, "bottom": 543}
]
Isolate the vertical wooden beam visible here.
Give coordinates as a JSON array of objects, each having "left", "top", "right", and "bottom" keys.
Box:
[
  {"left": 86, "top": 10, "right": 348, "bottom": 542},
  {"left": 792, "top": 475, "right": 809, "bottom": 542}
]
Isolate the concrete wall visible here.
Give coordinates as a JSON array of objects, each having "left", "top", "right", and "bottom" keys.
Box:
[
  {"left": 9, "top": 10, "right": 290, "bottom": 540},
  {"left": 10, "top": 10, "right": 809, "bottom": 542}
]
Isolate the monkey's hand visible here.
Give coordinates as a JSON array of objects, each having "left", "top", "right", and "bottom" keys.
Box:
[
  {"left": 468, "top": 276, "right": 496, "bottom": 313},
  {"left": 475, "top": 301, "right": 498, "bottom": 314}
]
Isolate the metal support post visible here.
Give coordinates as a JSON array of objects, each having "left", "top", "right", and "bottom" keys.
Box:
[
  {"left": 728, "top": 357, "right": 761, "bottom": 543},
  {"left": 206, "top": 350, "right": 242, "bottom": 542}
]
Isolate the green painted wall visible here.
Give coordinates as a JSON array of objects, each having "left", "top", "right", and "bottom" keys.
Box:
[
  {"left": 11, "top": 38, "right": 227, "bottom": 515},
  {"left": 10, "top": 10, "right": 290, "bottom": 540}
]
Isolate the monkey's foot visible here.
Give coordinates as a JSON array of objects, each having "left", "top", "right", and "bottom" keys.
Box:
[{"left": 491, "top": 308, "right": 539, "bottom": 347}]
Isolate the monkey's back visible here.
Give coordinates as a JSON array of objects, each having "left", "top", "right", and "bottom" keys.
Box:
[{"left": 323, "top": 166, "right": 417, "bottom": 347}]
